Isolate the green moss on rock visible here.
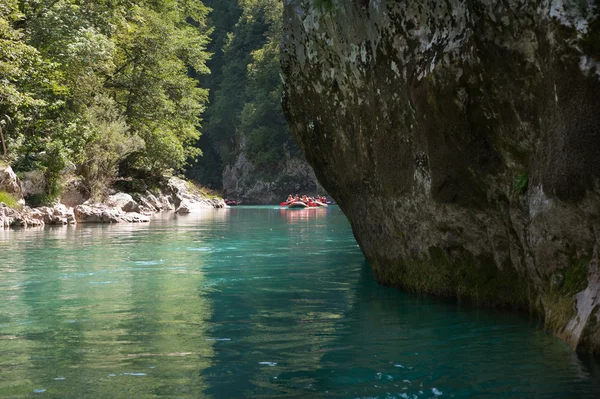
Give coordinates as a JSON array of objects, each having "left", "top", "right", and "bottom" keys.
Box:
[
  {"left": 0, "top": 191, "right": 20, "bottom": 209},
  {"left": 371, "top": 246, "right": 530, "bottom": 310}
]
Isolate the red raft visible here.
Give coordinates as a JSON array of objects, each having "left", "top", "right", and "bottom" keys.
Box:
[
  {"left": 285, "top": 201, "right": 308, "bottom": 209},
  {"left": 280, "top": 200, "right": 325, "bottom": 209}
]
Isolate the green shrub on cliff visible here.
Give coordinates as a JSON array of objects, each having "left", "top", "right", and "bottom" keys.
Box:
[
  {"left": 513, "top": 172, "right": 529, "bottom": 195},
  {"left": 43, "top": 141, "right": 70, "bottom": 201},
  {"left": 79, "top": 96, "right": 144, "bottom": 200},
  {"left": 0, "top": 191, "right": 19, "bottom": 208}
]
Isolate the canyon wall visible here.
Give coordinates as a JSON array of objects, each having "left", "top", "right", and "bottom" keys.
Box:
[{"left": 281, "top": 0, "right": 600, "bottom": 353}]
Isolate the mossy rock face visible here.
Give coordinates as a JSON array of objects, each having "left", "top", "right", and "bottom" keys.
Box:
[
  {"left": 371, "top": 246, "right": 531, "bottom": 310},
  {"left": 0, "top": 191, "right": 20, "bottom": 209},
  {"left": 281, "top": 0, "right": 600, "bottom": 353}
]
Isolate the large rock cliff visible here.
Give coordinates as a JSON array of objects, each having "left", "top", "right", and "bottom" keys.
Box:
[{"left": 281, "top": 0, "right": 600, "bottom": 353}]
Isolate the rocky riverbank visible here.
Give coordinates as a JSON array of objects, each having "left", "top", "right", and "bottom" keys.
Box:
[{"left": 0, "top": 165, "right": 226, "bottom": 229}]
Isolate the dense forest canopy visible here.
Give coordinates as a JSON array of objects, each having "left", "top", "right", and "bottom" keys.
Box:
[
  {"left": 186, "top": 0, "right": 300, "bottom": 189},
  {"left": 1, "top": 0, "right": 211, "bottom": 200},
  {"left": 1, "top": 0, "right": 295, "bottom": 202},
  {"left": 0, "top": 0, "right": 298, "bottom": 200}
]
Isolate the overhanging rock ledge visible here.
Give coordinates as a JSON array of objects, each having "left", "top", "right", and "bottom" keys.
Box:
[{"left": 281, "top": 0, "right": 600, "bottom": 353}]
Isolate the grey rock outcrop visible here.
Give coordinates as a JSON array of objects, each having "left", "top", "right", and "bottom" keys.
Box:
[
  {"left": 60, "top": 178, "right": 89, "bottom": 207},
  {"left": 1, "top": 173, "right": 223, "bottom": 229},
  {"left": 37, "top": 204, "right": 76, "bottom": 225},
  {"left": 74, "top": 205, "right": 117, "bottom": 223},
  {"left": 167, "top": 176, "right": 227, "bottom": 210},
  {"left": 120, "top": 212, "right": 151, "bottom": 223},
  {"left": 281, "top": 0, "right": 600, "bottom": 353},
  {"left": 222, "top": 152, "right": 319, "bottom": 204},
  {"left": 0, "top": 201, "right": 151, "bottom": 228},
  {"left": 143, "top": 193, "right": 161, "bottom": 210},
  {"left": 175, "top": 199, "right": 192, "bottom": 214},
  {"left": 0, "top": 205, "right": 9, "bottom": 229},
  {"left": 0, "top": 164, "right": 23, "bottom": 201},
  {"left": 74, "top": 204, "right": 150, "bottom": 224},
  {"left": 106, "top": 193, "right": 141, "bottom": 213},
  {"left": 13, "top": 207, "right": 45, "bottom": 227},
  {"left": 144, "top": 192, "right": 175, "bottom": 211},
  {"left": 136, "top": 195, "right": 158, "bottom": 215},
  {"left": 0, "top": 204, "right": 44, "bottom": 228},
  {"left": 20, "top": 170, "right": 45, "bottom": 199}
]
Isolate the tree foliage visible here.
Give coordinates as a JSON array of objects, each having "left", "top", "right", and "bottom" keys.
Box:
[
  {"left": 240, "top": 0, "right": 296, "bottom": 171},
  {"left": 3, "top": 0, "right": 297, "bottom": 197},
  {"left": 187, "top": 0, "right": 301, "bottom": 186},
  {"left": 1, "top": 0, "right": 211, "bottom": 199}
]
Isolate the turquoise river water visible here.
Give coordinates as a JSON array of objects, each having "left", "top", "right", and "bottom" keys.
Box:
[{"left": 0, "top": 206, "right": 599, "bottom": 398}]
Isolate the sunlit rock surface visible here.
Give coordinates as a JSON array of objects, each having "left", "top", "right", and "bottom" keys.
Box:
[
  {"left": 0, "top": 164, "right": 23, "bottom": 201},
  {"left": 74, "top": 205, "right": 151, "bottom": 224},
  {"left": 166, "top": 177, "right": 227, "bottom": 210},
  {"left": 281, "top": 0, "right": 600, "bottom": 353},
  {"left": 0, "top": 175, "right": 225, "bottom": 229}
]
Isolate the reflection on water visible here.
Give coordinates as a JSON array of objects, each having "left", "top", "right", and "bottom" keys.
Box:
[
  {"left": 0, "top": 206, "right": 599, "bottom": 398},
  {"left": 279, "top": 206, "right": 329, "bottom": 223},
  {"left": 0, "top": 215, "right": 216, "bottom": 398}
]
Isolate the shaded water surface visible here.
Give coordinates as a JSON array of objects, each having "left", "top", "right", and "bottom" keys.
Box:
[{"left": 0, "top": 206, "right": 598, "bottom": 398}]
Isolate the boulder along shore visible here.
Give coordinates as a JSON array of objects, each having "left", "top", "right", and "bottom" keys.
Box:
[{"left": 1, "top": 164, "right": 226, "bottom": 229}]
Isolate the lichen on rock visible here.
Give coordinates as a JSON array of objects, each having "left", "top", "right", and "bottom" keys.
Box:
[{"left": 281, "top": 0, "right": 600, "bottom": 353}]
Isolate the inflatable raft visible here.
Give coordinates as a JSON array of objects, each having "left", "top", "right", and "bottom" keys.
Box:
[{"left": 287, "top": 201, "right": 308, "bottom": 209}]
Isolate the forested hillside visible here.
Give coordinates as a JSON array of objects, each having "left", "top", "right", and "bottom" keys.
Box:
[
  {"left": 1, "top": 0, "right": 211, "bottom": 202},
  {"left": 1, "top": 0, "right": 314, "bottom": 205},
  {"left": 186, "top": 0, "right": 316, "bottom": 202}
]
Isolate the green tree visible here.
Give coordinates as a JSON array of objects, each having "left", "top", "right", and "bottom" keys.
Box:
[
  {"left": 1, "top": 0, "right": 212, "bottom": 201},
  {"left": 109, "top": 1, "right": 210, "bottom": 174},
  {"left": 0, "top": 0, "right": 47, "bottom": 162},
  {"left": 187, "top": 0, "right": 300, "bottom": 185},
  {"left": 184, "top": 0, "right": 242, "bottom": 187},
  {"left": 239, "top": 0, "right": 297, "bottom": 171}
]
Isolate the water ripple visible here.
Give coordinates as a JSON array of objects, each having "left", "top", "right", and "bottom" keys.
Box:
[{"left": 0, "top": 207, "right": 598, "bottom": 398}]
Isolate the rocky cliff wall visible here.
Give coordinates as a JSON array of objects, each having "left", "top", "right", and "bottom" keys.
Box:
[
  {"left": 222, "top": 151, "right": 320, "bottom": 204},
  {"left": 281, "top": 0, "right": 600, "bottom": 353}
]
